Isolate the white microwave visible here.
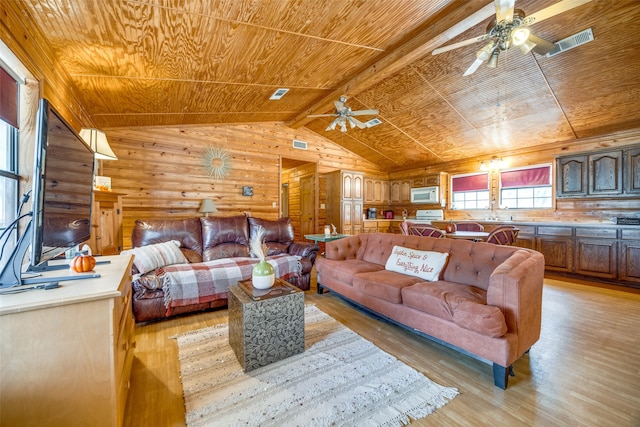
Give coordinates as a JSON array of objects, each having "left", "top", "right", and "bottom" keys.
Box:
[{"left": 410, "top": 186, "right": 439, "bottom": 204}]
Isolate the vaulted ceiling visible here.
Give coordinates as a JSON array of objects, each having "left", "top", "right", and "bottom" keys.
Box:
[{"left": 16, "top": 0, "right": 640, "bottom": 172}]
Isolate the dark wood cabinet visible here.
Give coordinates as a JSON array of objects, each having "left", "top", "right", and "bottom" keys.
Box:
[
  {"left": 557, "top": 155, "right": 587, "bottom": 197},
  {"left": 536, "top": 237, "right": 573, "bottom": 272},
  {"left": 588, "top": 151, "right": 623, "bottom": 195},
  {"left": 575, "top": 239, "right": 618, "bottom": 279},
  {"left": 624, "top": 147, "right": 640, "bottom": 194},
  {"left": 557, "top": 145, "right": 639, "bottom": 198},
  {"left": 619, "top": 229, "right": 640, "bottom": 283}
]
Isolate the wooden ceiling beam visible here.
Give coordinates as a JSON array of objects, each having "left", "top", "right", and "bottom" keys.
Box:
[{"left": 288, "top": 1, "right": 496, "bottom": 129}]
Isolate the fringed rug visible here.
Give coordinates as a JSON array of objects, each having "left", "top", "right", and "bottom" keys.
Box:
[{"left": 175, "top": 305, "right": 458, "bottom": 426}]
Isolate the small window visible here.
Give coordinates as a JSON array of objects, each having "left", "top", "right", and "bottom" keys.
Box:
[
  {"left": 0, "top": 63, "right": 20, "bottom": 266},
  {"left": 500, "top": 165, "right": 552, "bottom": 209},
  {"left": 451, "top": 173, "right": 490, "bottom": 210}
]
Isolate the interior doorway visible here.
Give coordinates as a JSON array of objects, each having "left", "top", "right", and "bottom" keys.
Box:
[{"left": 281, "top": 158, "right": 318, "bottom": 240}]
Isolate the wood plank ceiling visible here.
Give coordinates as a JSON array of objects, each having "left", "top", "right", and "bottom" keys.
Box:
[{"left": 16, "top": 0, "right": 640, "bottom": 172}]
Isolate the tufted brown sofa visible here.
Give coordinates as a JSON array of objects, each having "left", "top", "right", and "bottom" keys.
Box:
[
  {"left": 129, "top": 215, "right": 319, "bottom": 322},
  {"left": 315, "top": 233, "right": 544, "bottom": 389}
]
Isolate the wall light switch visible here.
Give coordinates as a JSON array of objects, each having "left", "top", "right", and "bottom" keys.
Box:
[
  {"left": 320, "top": 203, "right": 326, "bottom": 209},
  {"left": 272, "top": 201, "right": 277, "bottom": 208}
]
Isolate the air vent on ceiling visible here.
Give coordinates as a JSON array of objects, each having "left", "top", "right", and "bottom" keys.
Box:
[
  {"left": 269, "top": 88, "right": 289, "bottom": 100},
  {"left": 364, "top": 118, "right": 382, "bottom": 128},
  {"left": 292, "top": 139, "right": 307, "bottom": 150},
  {"left": 546, "top": 28, "right": 594, "bottom": 58}
]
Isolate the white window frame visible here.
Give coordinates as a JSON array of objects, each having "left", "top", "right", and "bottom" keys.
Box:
[
  {"left": 499, "top": 164, "right": 553, "bottom": 209},
  {"left": 450, "top": 172, "right": 490, "bottom": 210}
]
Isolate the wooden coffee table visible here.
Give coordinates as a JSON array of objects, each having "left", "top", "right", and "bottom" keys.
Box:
[{"left": 228, "top": 278, "right": 305, "bottom": 371}]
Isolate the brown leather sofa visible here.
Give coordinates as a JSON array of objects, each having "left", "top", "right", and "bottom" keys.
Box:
[
  {"left": 129, "top": 215, "right": 319, "bottom": 322},
  {"left": 315, "top": 233, "right": 545, "bottom": 389}
]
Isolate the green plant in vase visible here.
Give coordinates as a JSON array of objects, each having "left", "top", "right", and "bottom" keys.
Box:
[{"left": 250, "top": 226, "right": 275, "bottom": 289}]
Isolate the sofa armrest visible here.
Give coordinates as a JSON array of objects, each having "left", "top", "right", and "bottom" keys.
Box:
[
  {"left": 487, "top": 249, "right": 545, "bottom": 355},
  {"left": 288, "top": 241, "right": 320, "bottom": 262}
]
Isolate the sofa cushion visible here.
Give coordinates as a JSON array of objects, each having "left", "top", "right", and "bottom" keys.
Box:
[
  {"left": 316, "top": 258, "right": 384, "bottom": 286},
  {"left": 201, "top": 215, "right": 249, "bottom": 261},
  {"left": 121, "top": 240, "right": 187, "bottom": 274},
  {"left": 353, "top": 270, "right": 423, "bottom": 304},
  {"left": 401, "top": 281, "right": 487, "bottom": 321},
  {"left": 131, "top": 218, "right": 203, "bottom": 253},
  {"left": 385, "top": 246, "right": 449, "bottom": 282},
  {"left": 248, "top": 217, "right": 294, "bottom": 255},
  {"left": 452, "top": 301, "right": 507, "bottom": 338}
]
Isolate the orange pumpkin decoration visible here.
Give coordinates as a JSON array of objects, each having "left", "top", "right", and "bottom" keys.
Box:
[{"left": 71, "top": 253, "right": 96, "bottom": 272}]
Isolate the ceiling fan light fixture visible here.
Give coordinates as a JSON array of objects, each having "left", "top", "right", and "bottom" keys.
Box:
[
  {"left": 487, "top": 49, "right": 500, "bottom": 68},
  {"left": 476, "top": 41, "right": 497, "bottom": 61},
  {"left": 511, "top": 27, "right": 530, "bottom": 46},
  {"left": 518, "top": 38, "right": 537, "bottom": 55}
]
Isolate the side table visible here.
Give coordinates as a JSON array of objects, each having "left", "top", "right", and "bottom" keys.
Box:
[{"left": 228, "top": 278, "right": 305, "bottom": 371}]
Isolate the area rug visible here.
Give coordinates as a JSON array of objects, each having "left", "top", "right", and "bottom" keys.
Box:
[{"left": 175, "top": 305, "right": 458, "bottom": 427}]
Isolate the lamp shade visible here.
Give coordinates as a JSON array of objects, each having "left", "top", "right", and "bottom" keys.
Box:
[
  {"left": 198, "top": 198, "right": 218, "bottom": 216},
  {"left": 79, "top": 128, "right": 118, "bottom": 160}
]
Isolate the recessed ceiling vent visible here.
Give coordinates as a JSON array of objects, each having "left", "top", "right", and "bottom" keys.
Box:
[
  {"left": 292, "top": 139, "right": 307, "bottom": 150},
  {"left": 364, "top": 118, "right": 382, "bottom": 128},
  {"left": 269, "top": 88, "right": 289, "bottom": 100},
  {"left": 546, "top": 28, "right": 594, "bottom": 58}
]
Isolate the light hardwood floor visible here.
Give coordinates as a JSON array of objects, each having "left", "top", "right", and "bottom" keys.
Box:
[{"left": 123, "top": 272, "right": 640, "bottom": 427}]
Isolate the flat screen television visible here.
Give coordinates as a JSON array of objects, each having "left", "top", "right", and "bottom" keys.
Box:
[
  {"left": 0, "top": 98, "right": 95, "bottom": 288},
  {"left": 29, "top": 98, "right": 95, "bottom": 269}
]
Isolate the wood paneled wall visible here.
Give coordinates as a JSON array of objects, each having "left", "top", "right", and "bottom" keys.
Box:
[{"left": 102, "top": 123, "right": 383, "bottom": 248}]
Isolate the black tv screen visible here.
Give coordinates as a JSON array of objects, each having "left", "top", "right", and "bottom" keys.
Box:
[{"left": 30, "top": 98, "right": 95, "bottom": 268}]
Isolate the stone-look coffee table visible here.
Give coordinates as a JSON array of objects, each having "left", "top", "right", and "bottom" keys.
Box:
[{"left": 228, "top": 278, "right": 305, "bottom": 371}]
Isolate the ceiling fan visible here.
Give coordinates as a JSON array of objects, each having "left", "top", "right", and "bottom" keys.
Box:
[
  {"left": 307, "top": 96, "right": 379, "bottom": 132},
  {"left": 432, "top": 0, "right": 593, "bottom": 76}
]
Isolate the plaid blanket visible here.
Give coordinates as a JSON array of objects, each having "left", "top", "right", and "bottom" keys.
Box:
[{"left": 159, "top": 254, "right": 302, "bottom": 316}]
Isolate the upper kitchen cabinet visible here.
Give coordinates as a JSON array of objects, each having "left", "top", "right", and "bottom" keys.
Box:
[
  {"left": 588, "top": 151, "right": 623, "bottom": 195},
  {"left": 364, "top": 178, "right": 389, "bottom": 204},
  {"left": 557, "top": 144, "right": 639, "bottom": 198},
  {"left": 557, "top": 155, "right": 587, "bottom": 197},
  {"left": 624, "top": 147, "right": 640, "bottom": 194}
]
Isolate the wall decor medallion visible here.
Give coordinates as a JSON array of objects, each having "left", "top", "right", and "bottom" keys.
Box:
[
  {"left": 242, "top": 186, "right": 253, "bottom": 196},
  {"left": 201, "top": 146, "right": 232, "bottom": 179}
]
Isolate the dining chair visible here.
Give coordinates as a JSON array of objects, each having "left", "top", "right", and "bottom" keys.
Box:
[
  {"left": 485, "top": 225, "right": 519, "bottom": 246},
  {"left": 407, "top": 224, "right": 445, "bottom": 238},
  {"left": 454, "top": 222, "right": 484, "bottom": 232},
  {"left": 399, "top": 221, "right": 412, "bottom": 235}
]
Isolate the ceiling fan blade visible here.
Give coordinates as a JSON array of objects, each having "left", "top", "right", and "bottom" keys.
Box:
[
  {"left": 351, "top": 109, "right": 379, "bottom": 116},
  {"left": 348, "top": 117, "right": 367, "bottom": 129},
  {"left": 495, "top": 0, "right": 515, "bottom": 23},
  {"left": 307, "top": 113, "right": 337, "bottom": 118},
  {"left": 528, "top": 34, "right": 556, "bottom": 55},
  {"left": 463, "top": 57, "right": 485, "bottom": 76},
  {"left": 523, "top": 0, "right": 593, "bottom": 26},
  {"left": 432, "top": 34, "right": 491, "bottom": 55}
]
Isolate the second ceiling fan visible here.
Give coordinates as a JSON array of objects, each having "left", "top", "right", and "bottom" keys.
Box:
[
  {"left": 432, "top": 0, "right": 594, "bottom": 76},
  {"left": 307, "top": 96, "right": 379, "bottom": 132}
]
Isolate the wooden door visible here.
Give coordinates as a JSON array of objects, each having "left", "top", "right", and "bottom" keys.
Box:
[{"left": 300, "top": 175, "right": 315, "bottom": 237}]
